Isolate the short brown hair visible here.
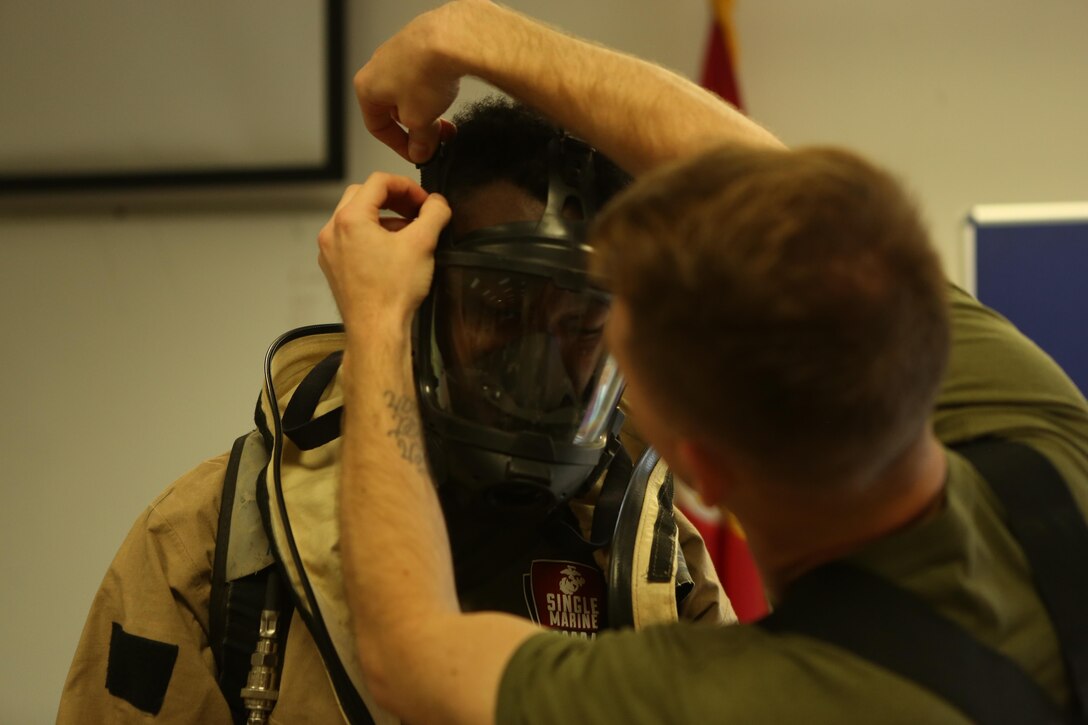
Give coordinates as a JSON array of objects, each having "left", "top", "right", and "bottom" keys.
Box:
[{"left": 592, "top": 145, "right": 949, "bottom": 485}]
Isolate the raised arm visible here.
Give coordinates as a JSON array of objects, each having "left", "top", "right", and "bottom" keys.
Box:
[
  {"left": 354, "top": 0, "right": 783, "bottom": 171},
  {"left": 319, "top": 174, "right": 538, "bottom": 725},
  {"left": 333, "top": 7, "right": 786, "bottom": 722}
]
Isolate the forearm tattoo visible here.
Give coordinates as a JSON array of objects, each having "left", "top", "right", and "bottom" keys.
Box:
[{"left": 382, "top": 390, "right": 428, "bottom": 475}]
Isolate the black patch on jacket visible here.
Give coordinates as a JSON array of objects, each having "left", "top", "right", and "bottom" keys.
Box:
[{"left": 106, "top": 622, "right": 179, "bottom": 715}]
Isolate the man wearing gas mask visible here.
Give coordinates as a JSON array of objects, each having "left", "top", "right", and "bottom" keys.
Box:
[
  {"left": 57, "top": 96, "right": 732, "bottom": 725},
  {"left": 415, "top": 99, "right": 720, "bottom": 628}
]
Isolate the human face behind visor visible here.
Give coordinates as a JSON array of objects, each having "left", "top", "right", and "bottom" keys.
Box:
[
  {"left": 414, "top": 168, "right": 626, "bottom": 502},
  {"left": 432, "top": 266, "right": 613, "bottom": 439}
]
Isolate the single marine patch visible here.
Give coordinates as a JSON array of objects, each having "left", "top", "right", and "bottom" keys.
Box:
[
  {"left": 523, "top": 560, "right": 607, "bottom": 638},
  {"left": 106, "top": 622, "right": 179, "bottom": 715}
]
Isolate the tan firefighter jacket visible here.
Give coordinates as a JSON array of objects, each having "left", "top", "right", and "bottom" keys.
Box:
[{"left": 58, "top": 327, "right": 734, "bottom": 724}]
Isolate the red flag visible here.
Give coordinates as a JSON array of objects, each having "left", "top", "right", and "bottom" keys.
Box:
[
  {"left": 700, "top": 0, "right": 744, "bottom": 109},
  {"left": 683, "top": 0, "right": 769, "bottom": 624}
]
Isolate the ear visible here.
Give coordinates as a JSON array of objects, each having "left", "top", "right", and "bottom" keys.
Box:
[{"left": 673, "top": 438, "right": 731, "bottom": 508}]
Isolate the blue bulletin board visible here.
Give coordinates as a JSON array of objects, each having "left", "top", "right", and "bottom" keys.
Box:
[{"left": 964, "top": 203, "right": 1088, "bottom": 396}]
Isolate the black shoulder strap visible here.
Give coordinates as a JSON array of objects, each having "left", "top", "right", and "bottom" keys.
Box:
[
  {"left": 761, "top": 562, "right": 1070, "bottom": 724},
  {"left": 209, "top": 434, "right": 260, "bottom": 723},
  {"left": 538, "top": 437, "right": 632, "bottom": 561},
  {"left": 209, "top": 433, "right": 295, "bottom": 724},
  {"left": 955, "top": 438, "right": 1088, "bottom": 723},
  {"left": 548, "top": 412, "right": 633, "bottom": 552},
  {"left": 210, "top": 433, "right": 249, "bottom": 677},
  {"left": 589, "top": 441, "right": 633, "bottom": 547},
  {"left": 216, "top": 568, "right": 293, "bottom": 724},
  {"left": 758, "top": 436, "right": 1088, "bottom": 724}
]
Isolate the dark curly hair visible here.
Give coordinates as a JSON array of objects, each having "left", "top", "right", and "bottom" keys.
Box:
[{"left": 434, "top": 95, "right": 630, "bottom": 210}]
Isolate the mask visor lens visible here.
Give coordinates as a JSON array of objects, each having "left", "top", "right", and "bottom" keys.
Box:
[{"left": 424, "top": 266, "right": 623, "bottom": 445}]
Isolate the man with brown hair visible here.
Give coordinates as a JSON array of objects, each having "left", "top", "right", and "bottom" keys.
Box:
[
  {"left": 320, "top": 2, "right": 1088, "bottom": 723},
  {"left": 595, "top": 144, "right": 953, "bottom": 596}
]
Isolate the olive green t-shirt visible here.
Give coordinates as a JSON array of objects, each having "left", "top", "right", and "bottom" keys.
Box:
[{"left": 496, "top": 286, "right": 1088, "bottom": 723}]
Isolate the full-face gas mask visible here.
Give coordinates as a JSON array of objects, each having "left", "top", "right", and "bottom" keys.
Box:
[{"left": 416, "top": 135, "right": 626, "bottom": 508}]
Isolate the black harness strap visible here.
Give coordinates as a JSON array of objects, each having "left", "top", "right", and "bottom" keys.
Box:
[
  {"left": 282, "top": 351, "right": 344, "bottom": 451},
  {"left": 217, "top": 569, "right": 294, "bottom": 725},
  {"left": 588, "top": 442, "right": 633, "bottom": 547},
  {"left": 761, "top": 562, "right": 1069, "bottom": 725},
  {"left": 210, "top": 433, "right": 295, "bottom": 724},
  {"left": 758, "top": 437, "right": 1088, "bottom": 724},
  {"left": 549, "top": 411, "right": 634, "bottom": 553},
  {"left": 209, "top": 432, "right": 249, "bottom": 679},
  {"left": 955, "top": 438, "right": 1088, "bottom": 722}
]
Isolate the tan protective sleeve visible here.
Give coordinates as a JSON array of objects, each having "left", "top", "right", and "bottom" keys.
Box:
[{"left": 57, "top": 456, "right": 234, "bottom": 724}]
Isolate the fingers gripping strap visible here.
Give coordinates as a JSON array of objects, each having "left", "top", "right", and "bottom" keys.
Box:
[{"left": 418, "top": 143, "right": 448, "bottom": 194}]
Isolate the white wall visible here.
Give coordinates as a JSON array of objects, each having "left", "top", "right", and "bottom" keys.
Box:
[
  {"left": 734, "top": 0, "right": 1088, "bottom": 279},
  {"left": 2, "top": 0, "right": 1085, "bottom": 721}
]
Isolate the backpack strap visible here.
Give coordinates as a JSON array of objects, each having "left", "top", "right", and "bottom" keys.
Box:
[
  {"left": 758, "top": 436, "right": 1088, "bottom": 724},
  {"left": 954, "top": 438, "right": 1088, "bottom": 723},
  {"left": 238, "top": 568, "right": 294, "bottom": 723},
  {"left": 761, "top": 562, "right": 1070, "bottom": 725},
  {"left": 209, "top": 431, "right": 293, "bottom": 724},
  {"left": 215, "top": 567, "right": 294, "bottom": 724},
  {"left": 209, "top": 433, "right": 250, "bottom": 677}
]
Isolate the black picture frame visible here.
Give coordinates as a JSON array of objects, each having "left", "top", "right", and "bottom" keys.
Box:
[{"left": 0, "top": 0, "right": 344, "bottom": 194}]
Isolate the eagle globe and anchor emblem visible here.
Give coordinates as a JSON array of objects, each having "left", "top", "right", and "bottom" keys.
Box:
[{"left": 558, "top": 565, "right": 586, "bottom": 595}]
